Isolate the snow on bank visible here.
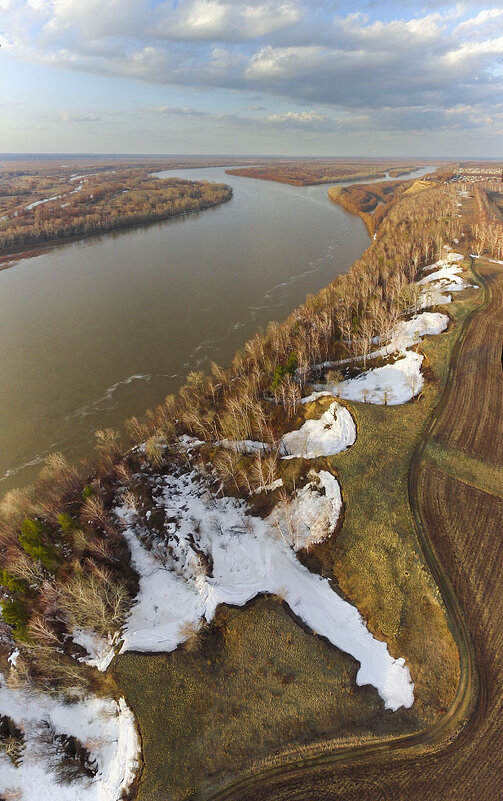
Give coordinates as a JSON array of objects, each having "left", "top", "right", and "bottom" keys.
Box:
[
  {"left": 472, "top": 255, "right": 503, "bottom": 265},
  {"left": 268, "top": 470, "right": 342, "bottom": 549},
  {"left": 0, "top": 676, "right": 140, "bottom": 801},
  {"left": 380, "top": 313, "right": 449, "bottom": 356},
  {"left": 118, "top": 470, "right": 413, "bottom": 711},
  {"left": 418, "top": 285, "right": 452, "bottom": 309},
  {"left": 310, "top": 311, "right": 449, "bottom": 374},
  {"left": 281, "top": 401, "right": 356, "bottom": 458},
  {"left": 71, "top": 628, "right": 118, "bottom": 672},
  {"left": 24, "top": 194, "right": 62, "bottom": 211},
  {"left": 315, "top": 351, "right": 424, "bottom": 406},
  {"left": 418, "top": 260, "right": 470, "bottom": 293}
]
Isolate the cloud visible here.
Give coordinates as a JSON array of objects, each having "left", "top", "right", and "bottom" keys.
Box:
[
  {"left": 154, "top": 1, "right": 301, "bottom": 42},
  {"left": 146, "top": 104, "right": 343, "bottom": 132},
  {"left": 3, "top": 1, "right": 503, "bottom": 142},
  {"left": 60, "top": 111, "right": 102, "bottom": 121}
]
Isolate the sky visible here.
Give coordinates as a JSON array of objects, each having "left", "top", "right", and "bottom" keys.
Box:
[{"left": 0, "top": 0, "right": 502, "bottom": 157}]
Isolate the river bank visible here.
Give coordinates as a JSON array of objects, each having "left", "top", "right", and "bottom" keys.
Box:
[{"left": 0, "top": 165, "right": 372, "bottom": 494}]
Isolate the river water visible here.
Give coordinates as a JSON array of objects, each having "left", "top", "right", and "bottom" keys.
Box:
[{"left": 0, "top": 165, "right": 432, "bottom": 493}]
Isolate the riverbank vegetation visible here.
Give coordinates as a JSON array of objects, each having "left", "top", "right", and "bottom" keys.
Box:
[
  {"left": 1, "top": 169, "right": 493, "bottom": 799},
  {"left": 328, "top": 180, "right": 414, "bottom": 234},
  {"left": 0, "top": 166, "right": 232, "bottom": 258}
]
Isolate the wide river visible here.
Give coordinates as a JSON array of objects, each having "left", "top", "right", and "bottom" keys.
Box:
[{"left": 0, "top": 165, "right": 432, "bottom": 493}]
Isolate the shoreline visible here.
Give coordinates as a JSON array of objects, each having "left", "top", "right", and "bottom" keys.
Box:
[{"left": 0, "top": 190, "right": 233, "bottom": 271}]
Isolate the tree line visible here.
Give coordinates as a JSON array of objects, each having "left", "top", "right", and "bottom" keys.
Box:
[{"left": 0, "top": 170, "right": 232, "bottom": 253}]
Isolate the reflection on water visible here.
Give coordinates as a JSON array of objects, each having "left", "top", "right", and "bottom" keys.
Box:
[{"left": 0, "top": 164, "right": 433, "bottom": 492}]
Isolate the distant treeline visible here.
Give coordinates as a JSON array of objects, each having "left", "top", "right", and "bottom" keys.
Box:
[{"left": 225, "top": 161, "right": 421, "bottom": 186}]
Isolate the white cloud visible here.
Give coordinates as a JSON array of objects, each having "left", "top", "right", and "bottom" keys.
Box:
[
  {"left": 154, "top": 0, "right": 301, "bottom": 41},
  {"left": 2, "top": 1, "right": 503, "bottom": 143},
  {"left": 61, "top": 111, "right": 102, "bottom": 121},
  {"left": 445, "top": 34, "right": 503, "bottom": 63},
  {"left": 455, "top": 8, "right": 503, "bottom": 32}
]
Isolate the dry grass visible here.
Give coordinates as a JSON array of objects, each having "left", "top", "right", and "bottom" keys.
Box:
[
  {"left": 307, "top": 288, "right": 481, "bottom": 723},
  {"left": 113, "top": 272, "right": 483, "bottom": 801},
  {"left": 114, "top": 597, "right": 422, "bottom": 801}
]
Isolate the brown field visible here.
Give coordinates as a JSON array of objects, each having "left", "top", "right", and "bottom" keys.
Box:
[
  {"left": 434, "top": 261, "right": 503, "bottom": 465},
  {"left": 202, "top": 258, "right": 503, "bottom": 800}
]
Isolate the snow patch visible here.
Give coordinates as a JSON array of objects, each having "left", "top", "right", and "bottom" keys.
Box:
[
  {"left": 71, "top": 628, "right": 117, "bottom": 672},
  {"left": 268, "top": 470, "right": 342, "bottom": 549},
  {"left": 281, "top": 401, "right": 356, "bottom": 458},
  {"left": 316, "top": 351, "right": 424, "bottom": 405},
  {"left": 0, "top": 675, "right": 140, "bottom": 801},
  {"left": 117, "top": 470, "right": 414, "bottom": 711},
  {"left": 418, "top": 261, "right": 469, "bottom": 292},
  {"left": 300, "top": 390, "right": 334, "bottom": 404}
]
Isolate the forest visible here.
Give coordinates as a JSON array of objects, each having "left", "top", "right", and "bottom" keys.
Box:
[{"left": 0, "top": 166, "right": 232, "bottom": 256}]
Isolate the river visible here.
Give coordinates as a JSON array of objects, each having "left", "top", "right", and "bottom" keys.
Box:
[{"left": 0, "top": 165, "right": 432, "bottom": 493}]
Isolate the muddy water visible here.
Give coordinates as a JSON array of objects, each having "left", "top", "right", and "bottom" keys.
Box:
[{"left": 0, "top": 165, "right": 432, "bottom": 492}]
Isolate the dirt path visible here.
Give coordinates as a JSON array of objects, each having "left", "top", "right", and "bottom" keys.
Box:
[{"left": 208, "top": 258, "right": 503, "bottom": 800}]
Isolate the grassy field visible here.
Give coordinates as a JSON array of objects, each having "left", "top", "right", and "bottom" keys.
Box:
[
  {"left": 113, "top": 261, "right": 484, "bottom": 800},
  {"left": 201, "top": 258, "right": 503, "bottom": 801}
]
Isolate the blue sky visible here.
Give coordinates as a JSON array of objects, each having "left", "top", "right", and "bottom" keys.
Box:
[{"left": 1, "top": 0, "right": 502, "bottom": 156}]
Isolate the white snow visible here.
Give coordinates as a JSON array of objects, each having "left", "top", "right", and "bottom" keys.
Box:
[
  {"left": 281, "top": 401, "right": 356, "bottom": 458},
  {"left": 300, "top": 390, "right": 334, "bottom": 404},
  {"left": 418, "top": 261, "right": 470, "bottom": 292},
  {"left": 316, "top": 351, "right": 424, "bottom": 406},
  {"left": 417, "top": 285, "right": 452, "bottom": 309},
  {"left": 254, "top": 477, "right": 283, "bottom": 494},
  {"left": 117, "top": 470, "right": 414, "bottom": 711},
  {"left": 71, "top": 628, "right": 117, "bottom": 672},
  {"left": 380, "top": 313, "right": 449, "bottom": 355},
  {"left": 0, "top": 675, "right": 140, "bottom": 801},
  {"left": 24, "top": 195, "right": 62, "bottom": 211},
  {"left": 268, "top": 470, "right": 342, "bottom": 549},
  {"left": 310, "top": 311, "right": 449, "bottom": 373}
]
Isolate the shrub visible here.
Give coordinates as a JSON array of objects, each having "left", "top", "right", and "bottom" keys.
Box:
[
  {"left": 0, "top": 598, "right": 29, "bottom": 642},
  {"left": 270, "top": 352, "right": 298, "bottom": 394},
  {"left": 60, "top": 571, "right": 129, "bottom": 636},
  {"left": 57, "top": 513, "right": 77, "bottom": 535},
  {"left": 19, "top": 518, "right": 59, "bottom": 570},
  {"left": 0, "top": 715, "right": 25, "bottom": 766},
  {"left": 0, "top": 569, "right": 29, "bottom": 595}
]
